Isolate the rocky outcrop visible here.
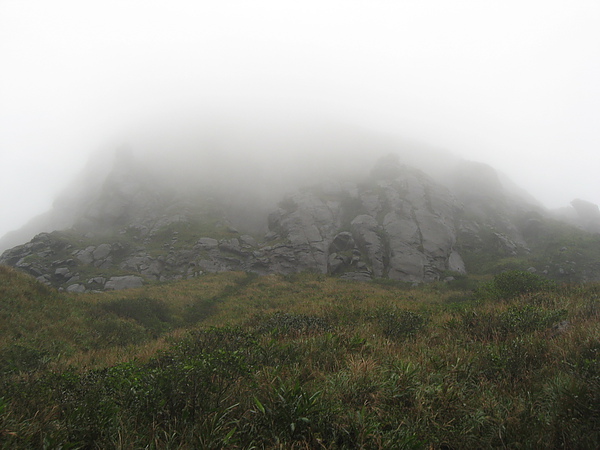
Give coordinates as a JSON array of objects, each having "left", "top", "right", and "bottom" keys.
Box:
[
  {"left": 571, "top": 199, "right": 600, "bottom": 233},
  {"left": 3, "top": 152, "right": 593, "bottom": 290},
  {"left": 104, "top": 276, "right": 144, "bottom": 291}
]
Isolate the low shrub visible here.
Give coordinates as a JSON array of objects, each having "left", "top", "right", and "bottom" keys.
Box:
[
  {"left": 478, "top": 270, "right": 555, "bottom": 300},
  {"left": 376, "top": 309, "right": 427, "bottom": 341},
  {"left": 453, "top": 305, "right": 566, "bottom": 342},
  {"left": 257, "top": 312, "right": 332, "bottom": 336}
]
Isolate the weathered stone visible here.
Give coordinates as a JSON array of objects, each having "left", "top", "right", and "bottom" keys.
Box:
[
  {"left": 328, "top": 253, "right": 345, "bottom": 274},
  {"left": 88, "top": 277, "right": 106, "bottom": 285},
  {"left": 55, "top": 267, "right": 71, "bottom": 278},
  {"left": 7, "top": 150, "right": 595, "bottom": 287},
  {"left": 330, "top": 232, "right": 354, "bottom": 253},
  {"left": 36, "top": 275, "right": 51, "bottom": 285},
  {"left": 219, "top": 239, "right": 245, "bottom": 255},
  {"left": 104, "top": 276, "right": 144, "bottom": 290},
  {"left": 239, "top": 235, "right": 257, "bottom": 247},
  {"left": 121, "top": 255, "right": 153, "bottom": 272},
  {"left": 95, "top": 257, "right": 114, "bottom": 269},
  {"left": 196, "top": 237, "right": 219, "bottom": 249},
  {"left": 141, "top": 260, "right": 164, "bottom": 278},
  {"left": 75, "top": 246, "right": 96, "bottom": 265},
  {"left": 66, "top": 284, "right": 86, "bottom": 293},
  {"left": 448, "top": 251, "right": 466, "bottom": 274},
  {"left": 93, "top": 243, "right": 112, "bottom": 260},
  {"left": 351, "top": 215, "right": 385, "bottom": 277},
  {"left": 264, "top": 231, "right": 278, "bottom": 242},
  {"left": 387, "top": 245, "right": 426, "bottom": 282}
]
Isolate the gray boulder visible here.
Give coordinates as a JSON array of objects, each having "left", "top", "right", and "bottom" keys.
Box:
[
  {"left": 66, "top": 283, "right": 86, "bottom": 293},
  {"left": 92, "top": 243, "right": 112, "bottom": 260},
  {"left": 74, "top": 246, "right": 96, "bottom": 265},
  {"left": 196, "top": 237, "right": 219, "bottom": 249},
  {"left": 104, "top": 275, "right": 144, "bottom": 290}
]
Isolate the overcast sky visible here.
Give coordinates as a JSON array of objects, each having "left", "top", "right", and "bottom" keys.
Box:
[{"left": 1, "top": 0, "right": 599, "bottom": 240}]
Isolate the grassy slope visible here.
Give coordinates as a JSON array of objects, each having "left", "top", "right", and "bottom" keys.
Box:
[{"left": 1, "top": 265, "right": 600, "bottom": 448}]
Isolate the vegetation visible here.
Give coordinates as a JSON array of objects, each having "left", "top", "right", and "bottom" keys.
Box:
[
  {"left": 458, "top": 215, "right": 600, "bottom": 282},
  {"left": 1, "top": 265, "right": 600, "bottom": 448}
]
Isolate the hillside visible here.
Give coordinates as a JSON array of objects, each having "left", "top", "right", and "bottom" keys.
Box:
[
  {"left": 3, "top": 141, "right": 600, "bottom": 290},
  {"left": 1, "top": 266, "right": 600, "bottom": 447}
]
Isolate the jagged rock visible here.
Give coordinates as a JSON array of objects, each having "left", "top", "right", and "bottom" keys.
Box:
[
  {"left": 104, "top": 276, "right": 144, "bottom": 290},
  {"left": 328, "top": 252, "right": 346, "bottom": 274},
  {"left": 263, "top": 231, "right": 278, "bottom": 242},
  {"left": 493, "top": 232, "right": 520, "bottom": 255},
  {"left": 351, "top": 215, "right": 385, "bottom": 277},
  {"left": 266, "top": 192, "right": 344, "bottom": 273},
  {"left": 54, "top": 267, "right": 71, "bottom": 278},
  {"left": 93, "top": 243, "right": 112, "bottom": 260},
  {"left": 141, "top": 260, "right": 164, "bottom": 278},
  {"left": 196, "top": 237, "right": 219, "bottom": 249},
  {"left": 120, "top": 255, "right": 153, "bottom": 272},
  {"left": 66, "top": 284, "right": 86, "bottom": 293},
  {"left": 219, "top": 239, "right": 245, "bottom": 255},
  {"left": 94, "top": 257, "right": 113, "bottom": 269},
  {"left": 4, "top": 149, "right": 598, "bottom": 288},
  {"left": 36, "top": 275, "right": 51, "bottom": 285},
  {"left": 330, "top": 232, "right": 354, "bottom": 253},
  {"left": 239, "top": 235, "right": 257, "bottom": 247},
  {"left": 448, "top": 251, "right": 466, "bottom": 274},
  {"left": 88, "top": 277, "right": 106, "bottom": 285},
  {"left": 74, "top": 246, "right": 96, "bottom": 265}
]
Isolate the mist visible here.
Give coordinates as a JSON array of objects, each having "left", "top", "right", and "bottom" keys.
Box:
[{"left": 1, "top": 1, "right": 600, "bottom": 242}]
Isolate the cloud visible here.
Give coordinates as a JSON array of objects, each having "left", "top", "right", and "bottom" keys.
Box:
[{"left": 1, "top": 1, "right": 599, "bottom": 239}]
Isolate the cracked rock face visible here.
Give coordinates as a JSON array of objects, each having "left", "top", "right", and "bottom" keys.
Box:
[
  {"left": 265, "top": 167, "right": 466, "bottom": 282},
  {"left": 351, "top": 215, "right": 385, "bottom": 277},
  {"left": 0, "top": 154, "right": 544, "bottom": 290},
  {"left": 0, "top": 166, "right": 470, "bottom": 288}
]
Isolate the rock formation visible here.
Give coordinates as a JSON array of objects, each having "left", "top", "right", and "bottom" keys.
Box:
[{"left": 2, "top": 149, "right": 599, "bottom": 290}]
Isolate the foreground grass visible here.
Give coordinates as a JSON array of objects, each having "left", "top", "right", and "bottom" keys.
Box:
[{"left": 1, "top": 266, "right": 600, "bottom": 448}]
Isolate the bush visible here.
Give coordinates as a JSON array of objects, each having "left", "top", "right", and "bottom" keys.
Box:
[
  {"left": 242, "top": 378, "right": 327, "bottom": 446},
  {"left": 478, "top": 270, "right": 555, "bottom": 300},
  {"left": 257, "top": 312, "right": 332, "bottom": 336},
  {"left": 454, "top": 305, "right": 566, "bottom": 342},
  {"left": 376, "top": 309, "right": 426, "bottom": 341},
  {"left": 499, "top": 305, "right": 567, "bottom": 334}
]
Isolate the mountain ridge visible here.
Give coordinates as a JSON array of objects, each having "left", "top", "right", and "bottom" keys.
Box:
[{"left": 2, "top": 128, "right": 600, "bottom": 290}]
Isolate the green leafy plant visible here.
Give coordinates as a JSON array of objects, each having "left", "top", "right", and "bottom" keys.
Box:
[
  {"left": 376, "top": 309, "right": 427, "bottom": 341},
  {"left": 478, "top": 270, "right": 556, "bottom": 300}
]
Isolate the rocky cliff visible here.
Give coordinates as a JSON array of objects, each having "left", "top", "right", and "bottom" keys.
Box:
[{"left": 2, "top": 148, "right": 600, "bottom": 291}]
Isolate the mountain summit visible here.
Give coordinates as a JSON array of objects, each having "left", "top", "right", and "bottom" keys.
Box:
[{"left": 2, "top": 127, "right": 600, "bottom": 291}]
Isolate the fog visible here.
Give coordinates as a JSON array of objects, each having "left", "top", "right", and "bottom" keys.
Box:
[{"left": 1, "top": 1, "right": 600, "bottom": 242}]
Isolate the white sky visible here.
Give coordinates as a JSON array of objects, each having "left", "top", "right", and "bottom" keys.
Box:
[{"left": 1, "top": 0, "right": 600, "bottom": 239}]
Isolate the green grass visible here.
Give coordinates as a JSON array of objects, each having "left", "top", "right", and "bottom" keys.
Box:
[{"left": 1, "top": 265, "right": 600, "bottom": 448}]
